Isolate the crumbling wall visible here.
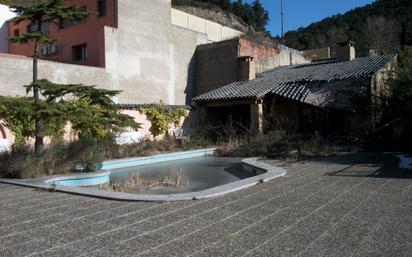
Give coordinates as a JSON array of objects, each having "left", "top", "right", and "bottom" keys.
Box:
[
  {"left": 238, "top": 38, "right": 280, "bottom": 73},
  {"left": 194, "top": 38, "right": 311, "bottom": 98},
  {"left": 303, "top": 47, "right": 331, "bottom": 61},
  {"left": 267, "top": 98, "right": 301, "bottom": 131},
  {"left": 195, "top": 39, "right": 239, "bottom": 96},
  {"left": 370, "top": 55, "right": 397, "bottom": 126}
]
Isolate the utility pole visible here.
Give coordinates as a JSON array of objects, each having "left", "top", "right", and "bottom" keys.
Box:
[{"left": 280, "top": 0, "right": 285, "bottom": 43}]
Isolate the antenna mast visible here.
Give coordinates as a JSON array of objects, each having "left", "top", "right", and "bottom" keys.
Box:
[{"left": 280, "top": 0, "right": 285, "bottom": 42}]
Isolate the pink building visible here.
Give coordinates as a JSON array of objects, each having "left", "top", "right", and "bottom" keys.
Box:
[{"left": 8, "top": 0, "right": 118, "bottom": 67}]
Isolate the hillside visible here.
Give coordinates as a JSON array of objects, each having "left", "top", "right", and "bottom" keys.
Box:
[
  {"left": 172, "top": 2, "right": 279, "bottom": 48},
  {"left": 283, "top": 0, "right": 412, "bottom": 56},
  {"left": 172, "top": 0, "right": 269, "bottom": 32}
]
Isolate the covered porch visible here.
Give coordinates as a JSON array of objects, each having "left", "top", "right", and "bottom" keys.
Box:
[{"left": 195, "top": 99, "right": 264, "bottom": 135}]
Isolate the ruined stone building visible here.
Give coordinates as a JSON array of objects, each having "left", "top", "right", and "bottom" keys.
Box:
[{"left": 193, "top": 42, "right": 397, "bottom": 137}]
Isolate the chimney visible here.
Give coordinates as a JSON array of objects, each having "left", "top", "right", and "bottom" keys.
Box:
[
  {"left": 238, "top": 56, "right": 256, "bottom": 81},
  {"left": 336, "top": 40, "right": 356, "bottom": 61},
  {"left": 369, "top": 49, "right": 378, "bottom": 57}
]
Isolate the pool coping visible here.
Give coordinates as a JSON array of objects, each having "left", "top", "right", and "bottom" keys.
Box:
[{"left": 0, "top": 149, "right": 286, "bottom": 202}]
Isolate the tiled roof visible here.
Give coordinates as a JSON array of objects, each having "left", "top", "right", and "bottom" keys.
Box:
[
  {"left": 192, "top": 55, "right": 394, "bottom": 104},
  {"left": 192, "top": 78, "right": 274, "bottom": 102},
  {"left": 117, "top": 104, "right": 192, "bottom": 110}
]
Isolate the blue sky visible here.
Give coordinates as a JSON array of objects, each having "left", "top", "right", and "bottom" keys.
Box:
[{"left": 244, "top": 0, "right": 375, "bottom": 36}]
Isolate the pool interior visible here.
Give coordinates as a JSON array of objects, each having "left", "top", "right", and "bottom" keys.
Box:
[{"left": 92, "top": 156, "right": 264, "bottom": 194}]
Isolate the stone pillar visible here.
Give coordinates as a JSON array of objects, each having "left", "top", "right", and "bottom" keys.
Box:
[{"left": 250, "top": 100, "right": 263, "bottom": 134}]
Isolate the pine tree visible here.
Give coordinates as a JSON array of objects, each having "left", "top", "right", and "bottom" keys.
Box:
[
  {"left": 9, "top": 0, "right": 88, "bottom": 155},
  {"left": 252, "top": 0, "right": 269, "bottom": 31}
]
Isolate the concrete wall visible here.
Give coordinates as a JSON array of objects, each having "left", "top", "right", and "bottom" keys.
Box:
[
  {"left": 103, "top": 0, "right": 213, "bottom": 105},
  {"left": 0, "top": 4, "right": 15, "bottom": 53},
  {"left": 0, "top": 53, "right": 115, "bottom": 97},
  {"left": 171, "top": 8, "right": 243, "bottom": 43},
  {"left": 278, "top": 45, "right": 310, "bottom": 66},
  {"left": 303, "top": 47, "right": 331, "bottom": 61}
]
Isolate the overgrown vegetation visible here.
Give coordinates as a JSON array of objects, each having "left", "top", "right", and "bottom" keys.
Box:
[
  {"left": 0, "top": 137, "right": 110, "bottom": 178},
  {"left": 390, "top": 49, "right": 412, "bottom": 130},
  {"left": 172, "top": 0, "right": 269, "bottom": 32},
  {"left": 215, "top": 131, "right": 344, "bottom": 159},
  {"left": 106, "top": 170, "right": 188, "bottom": 193},
  {"left": 283, "top": 0, "right": 412, "bottom": 55},
  {"left": 139, "top": 102, "right": 188, "bottom": 137},
  {"left": 0, "top": 124, "right": 344, "bottom": 179},
  {"left": 378, "top": 48, "right": 412, "bottom": 152}
]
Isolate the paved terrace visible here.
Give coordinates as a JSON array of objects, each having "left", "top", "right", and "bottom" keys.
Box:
[{"left": 0, "top": 153, "right": 411, "bottom": 257}]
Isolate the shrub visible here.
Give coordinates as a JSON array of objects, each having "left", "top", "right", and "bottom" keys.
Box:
[
  {"left": 139, "top": 101, "right": 188, "bottom": 136},
  {"left": 66, "top": 136, "right": 114, "bottom": 171},
  {"left": 0, "top": 142, "right": 69, "bottom": 179},
  {"left": 0, "top": 137, "right": 113, "bottom": 179},
  {"left": 217, "top": 129, "right": 342, "bottom": 159}
]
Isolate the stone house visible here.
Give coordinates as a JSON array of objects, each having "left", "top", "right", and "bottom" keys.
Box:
[{"left": 192, "top": 42, "right": 397, "bottom": 137}]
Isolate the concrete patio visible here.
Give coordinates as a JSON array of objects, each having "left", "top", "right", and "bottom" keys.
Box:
[{"left": 0, "top": 153, "right": 411, "bottom": 257}]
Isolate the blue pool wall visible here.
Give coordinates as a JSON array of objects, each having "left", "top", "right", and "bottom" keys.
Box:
[
  {"left": 53, "top": 174, "right": 110, "bottom": 187},
  {"left": 49, "top": 148, "right": 216, "bottom": 187},
  {"left": 101, "top": 148, "right": 215, "bottom": 170}
]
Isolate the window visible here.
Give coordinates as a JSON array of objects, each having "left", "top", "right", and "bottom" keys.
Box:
[
  {"left": 59, "top": 19, "right": 75, "bottom": 29},
  {"left": 42, "top": 22, "right": 50, "bottom": 33},
  {"left": 72, "top": 44, "right": 87, "bottom": 61},
  {"left": 59, "top": 7, "right": 87, "bottom": 29},
  {"left": 13, "top": 29, "right": 19, "bottom": 37},
  {"left": 26, "top": 22, "right": 49, "bottom": 33},
  {"left": 97, "top": 0, "right": 107, "bottom": 17},
  {"left": 40, "top": 44, "right": 61, "bottom": 56}
]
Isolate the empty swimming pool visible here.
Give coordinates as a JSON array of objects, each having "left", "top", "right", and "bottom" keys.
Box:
[{"left": 105, "top": 156, "right": 261, "bottom": 194}]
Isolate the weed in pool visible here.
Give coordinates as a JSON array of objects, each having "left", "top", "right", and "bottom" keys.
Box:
[
  {"left": 175, "top": 169, "right": 184, "bottom": 187},
  {"left": 108, "top": 169, "right": 189, "bottom": 193}
]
